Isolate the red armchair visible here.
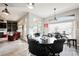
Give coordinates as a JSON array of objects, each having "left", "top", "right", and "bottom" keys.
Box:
[{"left": 8, "top": 32, "right": 20, "bottom": 41}]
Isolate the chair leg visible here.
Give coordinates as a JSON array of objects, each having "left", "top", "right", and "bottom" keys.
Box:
[
  {"left": 56, "top": 53, "right": 60, "bottom": 56},
  {"left": 58, "top": 53, "right": 60, "bottom": 56},
  {"left": 49, "top": 53, "right": 60, "bottom": 56},
  {"left": 53, "top": 53, "right": 55, "bottom": 56},
  {"left": 49, "top": 53, "right": 55, "bottom": 56}
]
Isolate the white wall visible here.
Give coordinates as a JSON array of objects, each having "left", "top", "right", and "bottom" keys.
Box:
[
  {"left": 28, "top": 13, "right": 43, "bottom": 35},
  {"left": 75, "top": 8, "right": 79, "bottom": 45},
  {"left": 17, "top": 13, "right": 28, "bottom": 42}
]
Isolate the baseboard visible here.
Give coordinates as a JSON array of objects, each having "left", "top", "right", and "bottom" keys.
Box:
[{"left": 20, "top": 38, "right": 27, "bottom": 42}]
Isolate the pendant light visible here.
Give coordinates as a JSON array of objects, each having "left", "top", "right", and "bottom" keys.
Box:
[
  {"left": 2, "top": 4, "right": 10, "bottom": 15},
  {"left": 27, "top": 3, "right": 35, "bottom": 9},
  {"left": 54, "top": 8, "right": 57, "bottom": 20}
]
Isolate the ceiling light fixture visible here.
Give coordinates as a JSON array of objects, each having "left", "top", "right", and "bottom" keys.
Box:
[
  {"left": 27, "top": 3, "right": 35, "bottom": 9},
  {"left": 2, "top": 4, "right": 10, "bottom": 15}
]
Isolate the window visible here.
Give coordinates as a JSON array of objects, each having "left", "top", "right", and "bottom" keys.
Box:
[{"left": 48, "top": 21, "right": 75, "bottom": 39}]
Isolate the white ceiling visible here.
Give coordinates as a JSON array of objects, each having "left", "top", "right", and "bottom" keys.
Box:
[{"left": 0, "top": 3, "right": 79, "bottom": 21}]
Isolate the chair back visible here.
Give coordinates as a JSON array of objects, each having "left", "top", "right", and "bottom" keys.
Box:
[
  {"left": 13, "top": 32, "right": 20, "bottom": 40},
  {"left": 28, "top": 39, "right": 65, "bottom": 56},
  {"left": 28, "top": 39, "right": 49, "bottom": 56},
  {"left": 28, "top": 39, "right": 40, "bottom": 55},
  {"left": 52, "top": 39, "right": 65, "bottom": 53}
]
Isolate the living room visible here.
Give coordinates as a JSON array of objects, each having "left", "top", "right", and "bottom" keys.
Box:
[{"left": 0, "top": 3, "right": 79, "bottom": 56}]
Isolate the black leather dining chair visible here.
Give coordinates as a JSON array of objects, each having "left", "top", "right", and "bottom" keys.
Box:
[
  {"left": 28, "top": 39, "right": 65, "bottom": 56},
  {"left": 28, "top": 39, "right": 49, "bottom": 56},
  {"left": 49, "top": 39, "right": 65, "bottom": 56}
]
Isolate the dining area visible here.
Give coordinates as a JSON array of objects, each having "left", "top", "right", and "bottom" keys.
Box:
[
  {"left": 26, "top": 30, "right": 78, "bottom": 56},
  {"left": 27, "top": 32, "right": 66, "bottom": 56}
]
